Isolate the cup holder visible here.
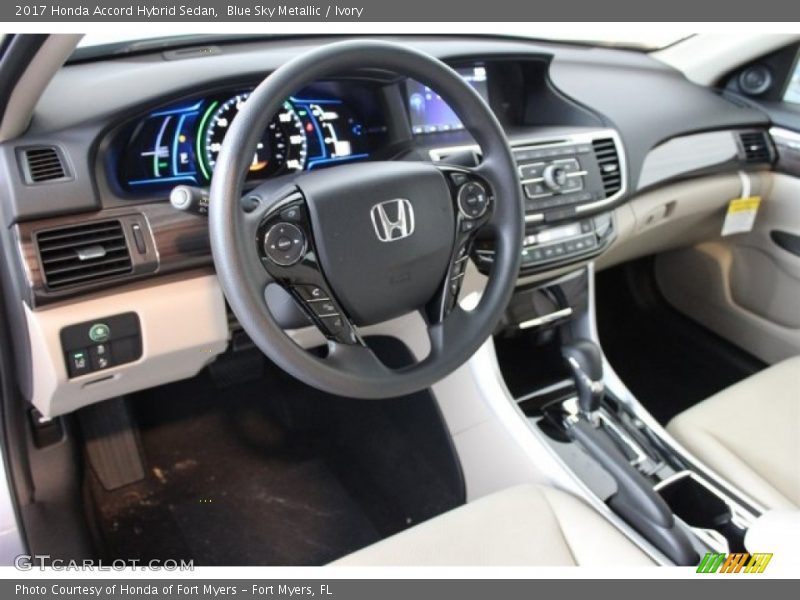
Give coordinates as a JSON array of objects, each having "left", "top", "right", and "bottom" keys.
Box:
[{"left": 656, "top": 471, "right": 747, "bottom": 552}]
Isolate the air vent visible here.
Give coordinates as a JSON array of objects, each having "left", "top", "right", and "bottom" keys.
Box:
[
  {"left": 592, "top": 138, "right": 622, "bottom": 197},
  {"left": 738, "top": 131, "right": 772, "bottom": 163},
  {"left": 20, "top": 146, "right": 69, "bottom": 183},
  {"left": 35, "top": 220, "right": 132, "bottom": 289}
]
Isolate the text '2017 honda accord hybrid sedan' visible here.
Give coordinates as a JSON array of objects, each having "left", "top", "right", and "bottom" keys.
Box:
[{"left": 0, "top": 33, "right": 798, "bottom": 567}]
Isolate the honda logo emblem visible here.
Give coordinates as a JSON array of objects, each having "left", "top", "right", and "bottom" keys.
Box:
[{"left": 369, "top": 198, "right": 415, "bottom": 242}]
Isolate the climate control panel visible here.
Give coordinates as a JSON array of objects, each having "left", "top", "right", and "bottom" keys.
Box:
[{"left": 473, "top": 212, "right": 615, "bottom": 275}]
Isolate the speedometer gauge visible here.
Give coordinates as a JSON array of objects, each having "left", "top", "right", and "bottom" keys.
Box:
[{"left": 198, "top": 93, "right": 308, "bottom": 180}]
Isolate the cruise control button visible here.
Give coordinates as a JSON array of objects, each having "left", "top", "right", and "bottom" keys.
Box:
[{"left": 264, "top": 222, "right": 306, "bottom": 266}]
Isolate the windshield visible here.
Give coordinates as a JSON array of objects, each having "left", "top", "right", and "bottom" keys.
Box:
[{"left": 75, "top": 31, "right": 692, "bottom": 55}]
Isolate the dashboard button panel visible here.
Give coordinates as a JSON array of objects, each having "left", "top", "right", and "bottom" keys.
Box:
[{"left": 60, "top": 312, "right": 143, "bottom": 378}]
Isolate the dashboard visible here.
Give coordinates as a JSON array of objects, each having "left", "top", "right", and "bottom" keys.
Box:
[
  {"left": 117, "top": 82, "right": 390, "bottom": 192},
  {"left": 0, "top": 35, "right": 784, "bottom": 419},
  {"left": 116, "top": 64, "right": 497, "bottom": 194},
  {"left": 2, "top": 37, "right": 777, "bottom": 297}
]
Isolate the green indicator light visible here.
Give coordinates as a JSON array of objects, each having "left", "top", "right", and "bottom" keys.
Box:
[
  {"left": 89, "top": 323, "right": 111, "bottom": 343},
  {"left": 196, "top": 100, "right": 219, "bottom": 181}
]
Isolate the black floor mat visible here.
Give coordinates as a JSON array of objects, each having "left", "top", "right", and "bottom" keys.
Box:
[
  {"left": 596, "top": 259, "right": 765, "bottom": 425},
  {"left": 84, "top": 340, "right": 463, "bottom": 566}
]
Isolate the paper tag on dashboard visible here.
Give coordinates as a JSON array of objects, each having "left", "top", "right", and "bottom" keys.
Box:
[{"left": 721, "top": 197, "right": 761, "bottom": 236}]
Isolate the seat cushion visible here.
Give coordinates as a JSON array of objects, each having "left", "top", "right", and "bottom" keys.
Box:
[
  {"left": 667, "top": 356, "right": 800, "bottom": 510},
  {"left": 332, "top": 484, "right": 654, "bottom": 566}
]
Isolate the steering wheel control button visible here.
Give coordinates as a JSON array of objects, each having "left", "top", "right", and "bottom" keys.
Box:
[
  {"left": 280, "top": 206, "right": 303, "bottom": 222},
  {"left": 449, "top": 172, "right": 469, "bottom": 187},
  {"left": 264, "top": 223, "right": 306, "bottom": 266},
  {"left": 310, "top": 300, "right": 339, "bottom": 317},
  {"left": 320, "top": 315, "right": 347, "bottom": 336},
  {"left": 296, "top": 285, "right": 330, "bottom": 301},
  {"left": 460, "top": 219, "right": 477, "bottom": 233},
  {"left": 89, "top": 322, "right": 111, "bottom": 343},
  {"left": 457, "top": 181, "right": 489, "bottom": 219}
]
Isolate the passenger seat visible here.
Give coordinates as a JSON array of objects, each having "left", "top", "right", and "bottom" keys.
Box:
[{"left": 667, "top": 356, "right": 800, "bottom": 510}]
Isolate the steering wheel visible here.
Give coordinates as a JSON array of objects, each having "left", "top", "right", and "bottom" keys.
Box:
[{"left": 209, "top": 40, "right": 522, "bottom": 399}]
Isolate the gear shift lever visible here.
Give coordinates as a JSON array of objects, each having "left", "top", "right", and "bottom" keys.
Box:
[{"left": 562, "top": 339, "right": 604, "bottom": 417}]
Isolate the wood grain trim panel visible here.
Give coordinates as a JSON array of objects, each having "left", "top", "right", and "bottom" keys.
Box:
[{"left": 14, "top": 202, "right": 211, "bottom": 307}]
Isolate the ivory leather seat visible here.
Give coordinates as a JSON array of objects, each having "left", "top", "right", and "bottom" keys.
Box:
[
  {"left": 667, "top": 356, "right": 800, "bottom": 510},
  {"left": 333, "top": 484, "right": 654, "bottom": 566}
]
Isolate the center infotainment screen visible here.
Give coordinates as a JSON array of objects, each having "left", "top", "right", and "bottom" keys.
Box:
[{"left": 407, "top": 65, "right": 489, "bottom": 134}]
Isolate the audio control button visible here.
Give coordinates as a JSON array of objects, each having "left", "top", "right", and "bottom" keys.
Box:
[
  {"left": 519, "top": 162, "right": 545, "bottom": 180},
  {"left": 264, "top": 223, "right": 306, "bottom": 266},
  {"left": 457, "top": 181, "right": 489, "bottom": 219},
  {"left": 543, "top": 164, "right": 568, "bottom": 191}
]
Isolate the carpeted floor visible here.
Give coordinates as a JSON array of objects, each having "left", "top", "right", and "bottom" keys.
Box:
[{"left": 84, "top": 340, "right": 464, "bottom": 566}]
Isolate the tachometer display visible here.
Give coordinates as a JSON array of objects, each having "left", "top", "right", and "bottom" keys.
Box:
[
  {"left": 119, "top": 83, "right": 387, "bottom": 192},
  {"left": 199, "top": 93, "right": 308, "bottom": 179}
]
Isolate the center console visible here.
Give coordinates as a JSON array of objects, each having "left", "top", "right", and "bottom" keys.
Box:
[{"left": 491, "top": 266, "right": 763, "bottom": 565}]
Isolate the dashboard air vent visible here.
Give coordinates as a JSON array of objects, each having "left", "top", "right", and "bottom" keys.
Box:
[
  {"left": 738, "top": 131, "right": 772, "bottom": 163},
  {"left": 20, "top": 146, "right": 69, "bottom": 183},
  {"left": 592, "top": 138, "right": 622, "bottom": 197},
  {"left": 35, "top": 220, "right": 132, "bottom": 289}
]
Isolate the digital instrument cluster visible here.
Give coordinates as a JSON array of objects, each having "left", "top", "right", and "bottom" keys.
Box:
[{"left": 118, "top": 86, "right": 388, "bottom": 191}]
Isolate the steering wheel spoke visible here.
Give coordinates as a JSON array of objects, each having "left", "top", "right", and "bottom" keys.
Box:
[
  {"left": 251, "top": 189, "right": 362, "bottom": 346},
  {"left": 325, "top": 340, "right": 391, "bottom": 377},
  {"left": 427, "top": 304, "right": 473, "bottom": 359},
  {"left": 426, "top": 165, "right": 495, "bottom": 324}
]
